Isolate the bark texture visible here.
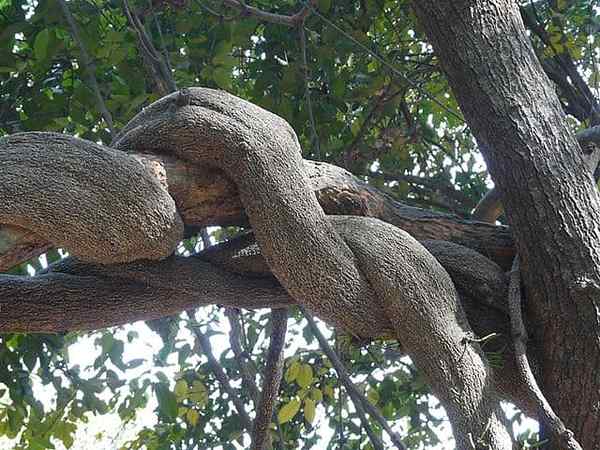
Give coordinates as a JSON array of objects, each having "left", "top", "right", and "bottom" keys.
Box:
[
  {"left": 412, "top": 1, "right": 600, "bottom": 447},
  {"left": 0, "top": 142, "right": 515, "bottom": 272},
  {"left": 0, "top": 133, "right": 182, "bottom": 264},
  {"left": 0, "top": 84, "right": 559, "bottom": 446}
]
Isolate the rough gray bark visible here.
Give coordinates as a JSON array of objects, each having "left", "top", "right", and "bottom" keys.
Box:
[
  {"left": 0, "top": 141, "right": 515, "bottom": 272},
  {"left": 0, "top": 133, "right": 182, "bottom": 264},
  {"left": 411, "top": 1, "right": 600, "bottom": 448},
  {"left": 0, "top": 87, "right": 521, "bottom": 446},
  {"left": 107, "top": 88, "right": 512, "bottom": 447}
]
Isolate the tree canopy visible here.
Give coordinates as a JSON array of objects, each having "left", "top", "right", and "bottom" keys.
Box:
[{"left": 1, "top": 0, "right": 599, "bottom": 449}]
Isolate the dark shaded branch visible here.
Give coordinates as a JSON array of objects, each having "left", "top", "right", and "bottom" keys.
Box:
[
  {"left": 251, "top": 309, "right": 288, "bottom": 450},
  {"left": 302, "top": 309, "right": 403, "bottom": 450},
  {"left": 225, "top": 308, "right": 260, "bottom": 405},
  {"left": 1, "top": 137, "right": 516, "bottom": 272},
  {"left": 0, "top": 256, "right": 293, "bottom": 333},
  {"left": 187, "top": 312, "right": 254, "bottom": 431},
  {"left": 520, "top": 5, "right": 600, "bottom": 123},
  {"left": 122, "top": 0, "right": 177, "bottom": 94},
  {"left": 221, "top": 0, "right": 314, "bottom": 27},
  {"left": 57, "top": 0, "right": 115, "bottom": 138},
  {"left": 508, "top": 258, "right": 582, "bottom": 450}
]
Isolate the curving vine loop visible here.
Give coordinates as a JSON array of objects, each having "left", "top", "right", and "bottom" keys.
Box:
[
  {"left": 0, "top": 88, "right": 515, "bottom": 448},
  {"left": 112, "top": 88, "right": 513, "bottom": 448}
]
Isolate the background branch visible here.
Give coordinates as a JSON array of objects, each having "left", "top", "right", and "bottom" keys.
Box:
[
  {"left": 302, "top": 309, "right": 407, "bottom": 450},
  {"left": 251, "top": 309, "right": 288, "bottom": 450},
  {"left": 187, "top": 312, "right": 254, "bottom": 431},
  {"left": 57, "top": 0, "right": 115, "bottom": 138}
]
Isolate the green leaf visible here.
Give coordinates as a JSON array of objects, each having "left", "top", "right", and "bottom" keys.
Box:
[
  {"left": 285, "top": 361, "right": 300, "bottom": 383},
  {"left": 155, "top": 384, "right": 178, "bottom": 421},
  {"left": 189, "top": 380, "right": 207, "bottom": 406},
  {"left": 318, "top": 0, "right": 332, "bottom": 13},
  {"left": 34, "top": 29, "right": 50, "bottom": 61},
  {"left": 278, "top": 398, "right": 300, "bottom": 424},
  {"left": 174, "top": 380, "right": 188, "bottom": 399},
  {"left": 296, "top": 364, "right": 313, "bottom": 388},
  {"left": 310, "top": 388, "right": 323, "bottom": 402},
  {"left": 186, "top": 408, "right": 200, "bottom": 426},
  {"left": 367, "top": 388, "right": 380, "bottom": 405},
  {"left": 303, "top": 398, "right": 316, "bottom": 424}
]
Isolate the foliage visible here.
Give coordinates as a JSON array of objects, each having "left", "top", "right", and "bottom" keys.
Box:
[{"left": 0, "top": 0, "right": 598, "bottom": 448}]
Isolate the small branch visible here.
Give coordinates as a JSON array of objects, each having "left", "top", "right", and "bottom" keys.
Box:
[
  {"left": 251, "top": 309, "right": 288, "bottom": 450},
  {"left": 225, "top": 308, "right": 260, "bottom": 405},
  {"left": 577, "top": 125, "right": 600, "bottom": 145},
  {"left": 123, "top": 0, "right": 177, "bottom": 94},
  {"left": 299, "top": 24, "right": 320, "bottom": 159},
  {"left": 471, "top": 187, "right": 504, "bottom": 223},
  {"left": 342, "top": 87, "right": 405, "bottom": 169},
  {"left": 472, "top": 127, "right": 600, "bottom": 223},
  {"left": 57, "top": 0, "right": 115, "bottom": 138},
  {"left": 373, "top": 170, "right": 477, "bottom": 210},
  {"left": 302, "top": 309, "right": 407, "bottom": 450},
  {"left": 187, "top": 312, "right": 254, "bottom": 431},
  {"left": 508, "top": 258, "right": 583, "bottom": 450},
  {"left": 221, "top": 0, "right": 314, "bottom": 27}
]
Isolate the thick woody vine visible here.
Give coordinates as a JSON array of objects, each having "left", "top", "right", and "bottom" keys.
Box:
[{"left": 1, "top": 88, "right": 530, "bottom": 448}]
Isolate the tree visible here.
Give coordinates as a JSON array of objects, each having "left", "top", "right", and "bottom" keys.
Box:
[{"left": 0, "top": 0, "right": 599, "bottom": 449}]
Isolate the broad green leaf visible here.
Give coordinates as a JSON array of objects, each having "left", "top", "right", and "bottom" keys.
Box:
[
  {"left": 296, "top": 364, "right": 313, "bottom": 388},
  {"left": 278, "top": 398, "right": 300, "bottom": 424},
  {"left": 303, "top": 398, "right": 316, "bottom": 424},
  {"left": 310, "top": 388, "right": 323, "bottom": 402},
  {"left": 34, "top": 29, "right": 50, "bottom": 61},
  {"left": 174, "top": 380, "right": 188, "bottom": 399},
  {"left": 285, "top": 361, "right": 300, "bottom": 383}
]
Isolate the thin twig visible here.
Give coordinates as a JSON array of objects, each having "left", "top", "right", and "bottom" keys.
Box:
[
  {"left": 123, "top": 0, "right": 177, "bottom": 94},
  {"left": 301, "top": 1, "right": 464, "bottom": 123},
  {"left": 251, "top": 309, "right": 288, "bottom": 450},
  {"left": 151, "top": 8, "right": 174, "bottom": 77},
  {"left": 302, "top": 308, "right": 406, "bottom": 450},
  {"left": 299, "top": 23, "right": 320, "bottom": 159},
  {"left": 186, "top": 311, "right": 254, "bottom": 431},
  {"left": 220, "top": 0, "right": 314, "bottom": 27},
  {"left": 342, "top": 86, "right": 404, "bottom": 169},
  {"left": 508, "top": 258, "right": 583, "bottom": 450},
  {"left": 57, "top": 0, "right": 115, "bottom": 139},
  {"left": 225, "top": 307, "right": 261, "bottom": 405}
]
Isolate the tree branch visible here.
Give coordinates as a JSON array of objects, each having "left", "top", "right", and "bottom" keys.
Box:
[
  {"left": 187, "top": 312, "right": 254, "bottom": 431},
  {"left": 302, "top": 309, "right": 403, "bottom": 450},
  {"left": 225, "top": 308, "right": 260, "bottom": 405},
  {"left": 57, "top": 0, "right": 115, "bottom": 139},
  {"left": 122, "top": 0, "right": 177, "bottom": 94},
  {"left": 0, "top": 133, "right": 516, "bottom": 272},
  {"left": 251, "top": 309, "right": 288, "bottom": 450},
  {"left": 508, "top": 258, "right": 582, "bottom": 450},
  {"left": 220, "top": 0, "right": 314, "bottom": 27}
]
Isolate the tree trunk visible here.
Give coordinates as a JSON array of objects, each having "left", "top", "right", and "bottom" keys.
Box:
[{"left": 411, "top": 1, "right": 600, "bottom": 448}]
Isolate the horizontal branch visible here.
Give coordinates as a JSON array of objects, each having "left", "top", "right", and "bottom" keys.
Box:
[
  {"left": 0, "top": 256, "right": 292, "bottom": 333},
  {"left": 221, "top": 0, "right": 313, "bottom": 27},
  {"left": 0, "top": 133, "right": 515, "bottom": 271}
]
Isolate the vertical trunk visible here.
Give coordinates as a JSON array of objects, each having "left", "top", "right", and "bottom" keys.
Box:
[{"left": 411, "top": 1, "right": 600, "bottom": 448}]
